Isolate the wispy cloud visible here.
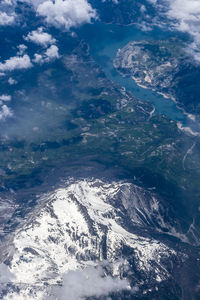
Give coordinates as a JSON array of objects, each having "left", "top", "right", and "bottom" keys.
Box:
[
  {"left": 0, "top": 263, "right": 15, "bottom": 283},
  {"left": 0, "top": 11, "right": 15, "bottom": 26},
  {"left": 16, "top": 44, "right": 28, "bottom": 56},
  {"left": 147, "top": 0, "right": 200, "bottom": 62},
  {"left": 0, "top": 0, "right": 17, "bottom": 26}
]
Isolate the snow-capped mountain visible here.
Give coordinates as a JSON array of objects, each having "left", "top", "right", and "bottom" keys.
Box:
[{"left": 0, "top": 178, "right": 190, "bottom": 299}]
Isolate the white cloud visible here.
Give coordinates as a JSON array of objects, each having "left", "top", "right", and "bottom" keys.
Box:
[
  {"left": 0, "top": 54, "right": 33, "bottom": 72},
  {"left": 8, "top": 77, "right": 17, "bottom": 85},
  {"left": 167, "top": 0, "right": 200, "bottom": 62},
  {"left": 33, "top": 45, "right": 59, "bottom": 64},
  {"left": 2, "top": 0, "right": 96, "bottom": 30},
  {"left": 0, "top": 94, "right": 11, "bottom": 101},
  {"left": 0, "top": 105, "right": 13, "bottom": 120},
  {"left": 36, "top": 0, "right": 96, "bottom": 30},
  {"left": 45, "top": 45, "right": 59, "bottom": 60},
  {"left": 17, "top": 44, "right": 28, "bottom": 55},
  {"left": 25, "top": 27, "right": 56, "bottom": 47},
  {"left": 0, "top": 11, "right": 15, "bottom": 25},
  {"left": 146, "top": 0, "right": 200, "bottom": 62},
  {"left": 33, "top": 53, "right": 43, "bottom": 64},
  {"left": 49, "top": 265, "right": 129, "bottom": 300}
]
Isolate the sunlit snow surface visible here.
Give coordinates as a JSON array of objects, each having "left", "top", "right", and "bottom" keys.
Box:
[{"left": 0, "top": 178, "right": 180, "bottom": 299}]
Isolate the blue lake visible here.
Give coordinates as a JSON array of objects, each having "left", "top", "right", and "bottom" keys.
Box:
[{"left": 77, "top": 22, "right": 197, "bottom": 128}]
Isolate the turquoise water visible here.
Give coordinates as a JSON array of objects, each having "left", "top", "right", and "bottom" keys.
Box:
[{"left": 77, "top": 22, "right": 192, "bottom": 125}]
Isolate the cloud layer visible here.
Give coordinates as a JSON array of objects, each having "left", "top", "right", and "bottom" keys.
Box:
[{"left": 49, "top": 265, "right": 129, "bottom": 300}]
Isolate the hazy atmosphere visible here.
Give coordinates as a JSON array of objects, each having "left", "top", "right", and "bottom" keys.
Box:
[{"left": 0, "top": 0, "right": 200, "bottom": 299}]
